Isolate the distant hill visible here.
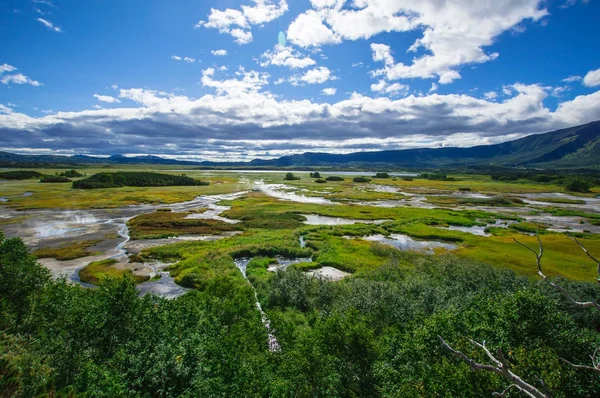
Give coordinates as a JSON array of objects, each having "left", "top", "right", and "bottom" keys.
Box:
[{"left": 1, "top": 121, "right": 599, "bottom": 169}]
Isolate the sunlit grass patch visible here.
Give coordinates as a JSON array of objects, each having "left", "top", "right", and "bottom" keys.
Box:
[
  {"left": 78, "top": 258, "right": 149, "bottom": 285},
  {"left": 127, "top": 210, "right": 239, "bottom": 239},
  {"left": 33, "top": 240, "right": 101, "bottom": 260}
]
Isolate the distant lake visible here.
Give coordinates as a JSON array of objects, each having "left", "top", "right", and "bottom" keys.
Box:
[{"left": 166, "top": 169, "right": 419, "bottom": 177}]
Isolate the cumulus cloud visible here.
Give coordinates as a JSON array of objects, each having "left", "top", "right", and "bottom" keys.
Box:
[
  {"left": 36, "top": 18, "right": 61, "bottom": 32},
  {"left": 197, "top": 0, "right": 287, "bottom": 44},
  {"left": 260, "top": 45, "right": 316, "bottom": 69},
  {"left": 370, "top": 80, "right": 408, "bottom": 96},
  {"left": 583, "top": 68, "right": 600, "bottom": 87},
  {"left": 322, "top": 87, "right": 336, "bottom": 95},
  {"left": 93, "top": 94, "right": 121, "bottom": 103},
  {"left": 212, "top": 49, "right": 228, "bottom": 56},
  {"left": 289, "top": 0, "right": 547, "bottom": 84},
  {"left": 1, "top": 73, "right": 42, "bottom": 87},
  {"left": 2, "top": 79, "right": 598, "bottom": 161},
  {"left": 291, "top": 66, "right": 332, "bottom": 85},
  {"left": 484, "top": 91, "right": 498, "bottom": 100}
]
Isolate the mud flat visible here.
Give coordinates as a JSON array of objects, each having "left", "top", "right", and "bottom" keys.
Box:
[{"left": 307, "top": 266, "right": 351, "bottom": 281}]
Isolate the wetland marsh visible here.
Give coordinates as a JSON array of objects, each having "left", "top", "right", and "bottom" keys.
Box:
[{"left": 2, "top": 166, "right": 600, "bottom": 396}]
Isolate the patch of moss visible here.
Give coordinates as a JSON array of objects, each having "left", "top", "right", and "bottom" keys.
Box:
[
  {"left": 78, "top": 259, "right": 149, "bottom": 285},
  {"left": 33, "top": 240, "right": 101, "bottom": 260}
]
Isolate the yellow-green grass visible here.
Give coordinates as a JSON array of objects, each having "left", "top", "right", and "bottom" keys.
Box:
[
  {"left": 222, "top": 192, "right": 514, "bottom": 228},
  {"left": 535, "top": 197, "right": 586, "bottom": 204},
  {"left": 33, "top": 240, "right": 101, "bottom": 261},
  {"left": 0, "top": 169, "right": 245, "bottom": 210},
  {"left": 78, "top": 258, "right": 149, "bottom": 285},
  {"left": 455, "top": 233, "right": 600, "bottom": 282},
  {"left": 278, "top": 172, "right": 600, "bottom": 196},
  {"left": 127, "top": 210, "right": 239, "bottom": 239}
]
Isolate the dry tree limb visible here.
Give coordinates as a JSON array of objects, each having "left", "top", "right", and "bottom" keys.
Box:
[
  {"left": 439, "top": 337, "right": 549, "bottom": 398},
  {"left": 515, "top": 234, "right": 600, "bottom": 373},
  {"left": 513, "top": 236, "right": 600, "bottom": 311},
  {"left": 492, "top": 384, "right": 520, "bottom": 397},
  {"left": 568, "top": 235, "right": 600, "bottom": 284}
]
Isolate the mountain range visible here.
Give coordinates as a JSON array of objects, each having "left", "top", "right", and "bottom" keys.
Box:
[{"left": 1, "top": 121, "right": 599, "bottom": 169}]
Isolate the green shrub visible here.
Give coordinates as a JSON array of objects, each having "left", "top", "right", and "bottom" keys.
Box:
[
  {"left": 325, "top": 176, "right": 344, "bottom": 181},
  {"left": 353, "top": 177, "right": 371, "bottom": 183},
  {"left": 458, "top": 187, "right": 471, "bottom": 192},
  {"left": 284, "top": 172, "right": 300, "bottom": 181},
  {"left": 40, "top": 176, "right": 72, "bottom": 183},
  {"left": 564, "top": 178, "right": 593, "bottom": 193},
  {"left": 374, "top": 172, "right": 390, "bottom": 178},
  {"left": 315, "top": 179, "right": 327, "bottom": 183},
  {"left": 0, "top": 171, "right": 43, "bottom": 180},
  {"left": 73, "top": 172, "right": 209, "bottom": 189},
  {"left": 310, "top": 172, "right": 321, "bottom": 178}
]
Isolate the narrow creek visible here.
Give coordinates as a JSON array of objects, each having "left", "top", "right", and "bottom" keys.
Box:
[{"left": 234, "top": 258, "right": 282, "bottom": 352}]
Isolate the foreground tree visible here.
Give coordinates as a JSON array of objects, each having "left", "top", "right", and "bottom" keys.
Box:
[{"left": 441, "top": 235, "right": 600, "bottom": 397}]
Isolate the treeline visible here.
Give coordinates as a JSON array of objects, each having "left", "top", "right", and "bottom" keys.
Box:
[
  {"left": 0, "top": 171, "right": 43, "bottom": 180},
  {"left": 2, "top": 232, "right": 600, "bottom": 396},
  {"left": 72, "top": 172, "right": 209, "bottom": 189}
]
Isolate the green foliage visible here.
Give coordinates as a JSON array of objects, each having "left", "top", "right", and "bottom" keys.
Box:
[
  {"left": 0, "top": 232, "right": 51, "bottom": 328},
  {"left": 310, "top": 172, "right": 321, "bottom": 178},
  {"left": 0, "top": 171, "right": 43, "bottom": 180},
  {"left": 73, "top": 172, "right": 209, "bottom": 189},
  {"left": 420, "top": 172, "right": 455, "bottom": 181},
  {"left": 3, "top": 232, "right": 600, "bottom": 396},
  {"left": 127, "top": 210, "right": 239, "bottom": 239},
  {"left": 315, "top": 178, "right": 327, "bottom": 183},
  {"left": 565, "top": 177, "right": 594, "bottom": 193},
  {"left": 374, "top": 172, "right": 390, "bottom": 178},
  {"left": 59, "top": 169, "right": 84, "bottom": 178},
  {"left": 33, "top": 240, "right": 100, "bottom": 260},
  {"left": 458, "top": 187, "right": 472, "bottom": 191},
  {"left": 284, "top": 172, "right": 300, "bottom": 181},
  {"left": 353, "top": 177, "right": 371, "bottom": 183},
  {"left": 40, "top": 175, "right": 72, "bottom": 183},
  {"left": 325, "top": 176, "right": 344, "bottom": 181}
]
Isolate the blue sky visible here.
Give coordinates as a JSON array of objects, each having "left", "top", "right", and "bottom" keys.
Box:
[{"left": 1, "top": 0, "right": 599, "bottom": 161}]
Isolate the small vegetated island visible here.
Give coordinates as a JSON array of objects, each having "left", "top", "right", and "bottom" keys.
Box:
[{"left": 72, "top": 172, "right": 209, "bottom": 189}]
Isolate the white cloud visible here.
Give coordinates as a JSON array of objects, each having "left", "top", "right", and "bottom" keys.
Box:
[
  {"left": 370, "top": 43, "right": 393, "bottom": 66},
  {"left": 230, "top": 28, "right": 253, "bottom": 44},
  {"left": 36, "top": 17, "right": 61, "bottom": 32},
  {"left": 287, "top": 10, "right": 341, "bottom": 47},
  {"left": 260, "top": 45, "right": 316, "bottom": 69},
  {"left": 0, "top": 64, "right": 17, "bottom": 74},
  {"left": 172, "top": 55, "right": 195, "bottom": 63},
  {"left": 291, "top": 66, "right": 332, "bottom": 85},
  {"left": 583, "top": 68, "right": 600, "bottom": 87},
  {"left": 371, "top": 79, "right": 408, "bottom": 96},
  {"left": 197, "top": 1, "right": 287, "bottom": 44},
  {"left": 1, "top": 73, "right": 42, "bottom": 87},
  {"left": 200, "top": 67, "right": 270, "bottom": 95},
  {"left": 322, "top": 87, "right": 336, "bottom": 95},
  {"left": 2, "top": 81, "right": 600, "bottom": 160},
  {"left": 291, "top": 0, "right": 547, "bottom": 84},
  {"left": 562, "top": 75, "right": 582, "bottom": 83},
  {"left": 93, "top": 94, "right": 121, "bottom": 103},
  {"left": 484, "top": 91, "right": 498, "bottom": 100},
  {"left": 212, "top": 49, "right": 228, "bottom": 56},
  {"left": 0, "top": 104, "right": 13, "bottom": 114},
  {"left": 429, "top": 83, "right": 438, "bottom": 93}
]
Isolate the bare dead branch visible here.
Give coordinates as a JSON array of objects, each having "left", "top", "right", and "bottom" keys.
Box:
[
  {"left": 492, "top": 384, "right": 520, "bottom": 397},
  {"left": 560, "top": 358, "right": 600, "bottom": 373},
  {"left": 568, "top": 235, "right": 600, "bottom": 283},
  {"left": 439, "top": 336, "right": 549, "bottom": 398},
  {"left": 514, "top": 236, "right": 600, "bottom": 311}
]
